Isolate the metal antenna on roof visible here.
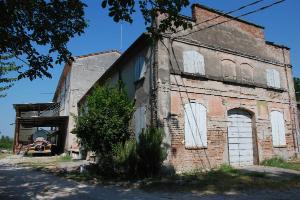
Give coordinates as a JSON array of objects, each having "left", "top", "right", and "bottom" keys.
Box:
[{"left": 120, "top": 22, "right": 123, "bottom": 51}]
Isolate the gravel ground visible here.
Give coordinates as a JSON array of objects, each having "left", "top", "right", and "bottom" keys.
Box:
[{"left": 1, "top": 156, "right": 300, "bottom": 199}]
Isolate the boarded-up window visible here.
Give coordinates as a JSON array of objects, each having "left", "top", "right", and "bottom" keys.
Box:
[
  {"left": 134, "top": 106, "right": 146, "bottom": 139},
  {"left": 184, "top": 102, "right": 207, "bottom": 148},
  {"left": 266, "top": 69, "right": 280, "bottom": 88},
  {"left": 183, "top": 51, "right": 205, "bottom": 75},
  {"left": 222, "top": 59, "right": 237, "bottom": 80},
  {"left": 270, "top": 111, "right": 286, "bottom": 146},
  {"left": 240, "top": 63, "right": 253, "bottom": 83},
  {"left": 134, "top": 56, "right": 146, "bottom": 81}
]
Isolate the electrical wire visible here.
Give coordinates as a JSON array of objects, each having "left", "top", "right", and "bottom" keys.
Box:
[
  {"left": 175, "top": 0, "right": 286, "bottom": 38},
  {"left": 174, "top": 0, "right": 265, "bottom": 34}
]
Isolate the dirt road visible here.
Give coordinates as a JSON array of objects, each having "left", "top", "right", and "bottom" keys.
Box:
[{"left": 1, "top": 163, "right": 300, "bottom": 200}]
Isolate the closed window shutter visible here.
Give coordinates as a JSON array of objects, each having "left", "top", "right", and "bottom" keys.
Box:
[
  {"left": 277, "top": 112, "right": 286, "bottom": 145},
  {"left": 197, "top": 103, "right": 207, "bottom": 147},
  {"left": 139, "top": 57, "right": 146, "bottom": 78},
  {"left": 267, "top": 69, "right": 280, "bottom": 88},
  {"left": 271, "top": 111, "right": 286, "bottom": 146},
  {"left": 183, "top": 51, "right": 205, "bottom": 75},
  {"left": 184, "top": 103, "right": 194, "bottom": 147},
  {"left": 134, "top": 56, "right": 146, "bottom": 81},
  {"left": 271, "top": 111, "right": 280, "bottom": 146},
  {"left": 192, "top": 51, "right": 198, "bottom": 74},
  {"left": 134, "top": 106, "right": 146, "bottom": 140},
  {"left": 183, "top": 51, "right": 192, "bottom": 73},
  {"left": 273, "top": 70, "right": 280, "bottom": 88},
  {"left": 134, "top": 58, "right": 140, "bottom": 81},
  {"left": 267, "top": 69, "right": 273, "bottom": 87},
  {"left": 184, "top": 102, "right": 207, "bottom": 148}
]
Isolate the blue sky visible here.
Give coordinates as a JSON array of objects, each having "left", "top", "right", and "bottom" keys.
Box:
[{"left": 0, "top": 0, "right": 299, "bottom": 137}]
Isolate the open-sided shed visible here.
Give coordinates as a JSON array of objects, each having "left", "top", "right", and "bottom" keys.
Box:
[{"left": 13, "top": 103, "right": 68, "bottom": 154}]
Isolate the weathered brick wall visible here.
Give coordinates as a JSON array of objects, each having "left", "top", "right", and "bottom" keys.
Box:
[
  {"left": 168, "top": 76, "right": 296, "bottom": 171},
  {"left": 192, "top": 4, "right": 265, "bottom": 39},
  {"left": 153, "top": 4, "right": 299, "bottom": 172}
]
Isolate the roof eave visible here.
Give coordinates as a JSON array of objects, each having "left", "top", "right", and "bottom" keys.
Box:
[{"left": 78, "top": 33, "right": 150, "bottom": 106}]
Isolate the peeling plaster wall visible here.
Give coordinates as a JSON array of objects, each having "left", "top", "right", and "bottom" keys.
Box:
[
  {"left": 101, "top": 45, "right": 155, "bottom": 134},
  {"left": 60, "top": 52, "right": 120, "bottom": 151}
]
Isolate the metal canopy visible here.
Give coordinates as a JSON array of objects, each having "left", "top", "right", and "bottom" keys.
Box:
[
  {"left": 13, "top": 103, "right": 58, "bottom": 112},
  {"left": 18, "top": 116, "right": 68, "bottom": 128}
]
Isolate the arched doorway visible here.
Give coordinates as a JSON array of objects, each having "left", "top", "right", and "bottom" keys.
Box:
[{"left": 227, "top": 109, "right": 254, "bottom": 166}]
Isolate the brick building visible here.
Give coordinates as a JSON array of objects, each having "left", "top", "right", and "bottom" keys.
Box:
[{"left": 79, "top": 4, "right": 299, "bottom": 172}]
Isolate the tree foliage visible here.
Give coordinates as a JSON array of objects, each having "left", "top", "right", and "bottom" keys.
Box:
[
  {"left": 0, "top": 54, "right": 19, "bottom": 97},
  {"left": 101, "top": 0, "right": 192, "bottom": 39},
  {"left": 73, "top": 81, "right": 134, "bottom": 156},
  {"left": 294, "top": 77, "right": 300, "bottom": 101},
  {"left": 0, "top": 135, "right": 13, "bottom": 150},
  {"left": 1, "top": 0, "right": 191, "bottom": 93},
  {"left": 0, "top": 0, "right": 87, "bottom": 81}
]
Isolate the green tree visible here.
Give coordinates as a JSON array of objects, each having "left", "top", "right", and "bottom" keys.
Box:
[
  {"left": 73, "top": 81, "right": 134, "bottom": 171},
  {"left": 1, "top": 0, "right": 191, "bottom": 92},
  {"left": 0, "top": 0, "right": 87, "bottom": 82},
  {"left": 0, "top": 54, "right": 19, "bottom": 97},
  {"left": 101, "top": 0, "right": 191, "bottom": 38},
  {"left": 0, "top": 135, "right": 13, "bottom": 149},
  {"left": 294, "top": 77, "right": 300, "bottom": 101}
]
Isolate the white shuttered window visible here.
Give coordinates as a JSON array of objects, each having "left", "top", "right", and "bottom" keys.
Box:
[
  {"left": 184, "top": 102, "right": 207, "bottom": 148},
  {"left": 134, "top": 56, "right": 146, "bottom": 81},
  {"left": 183, "top": 51, "right": 205, "bottom": 75},
  {"left": 266, "top": 69, "right": 280, "bottom": 88},
  {"left": 134, "top": 106, "right": 146, "bottom": 140},
  {"left": 271, "top": 111, "right": 286, "bottom": 146}
]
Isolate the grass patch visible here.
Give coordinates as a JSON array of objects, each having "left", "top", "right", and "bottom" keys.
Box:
[
  {"left": 0, "top": 152, "right": 9, "bottom": 159},
  {"left": 53, "top": 164, "right": 300, "bottom": 194},
  {"left": 58, "top": 154, "right": 72, "bottom": 162},
  {"left": 139, "top": 164, "right": 300, "bottom": 193},
  {"left": 261, "top": 157, "right": 300, "bottom": 171}
]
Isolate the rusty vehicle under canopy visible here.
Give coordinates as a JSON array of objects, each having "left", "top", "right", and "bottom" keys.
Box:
[{"left": 13, "top": 103, "right": 68, "bottom": 155}]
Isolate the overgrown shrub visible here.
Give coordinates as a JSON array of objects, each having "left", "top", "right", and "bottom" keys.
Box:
[
  {"left": 72, "top": 81, "right": 135, "bottom": 174},
  {"left": 112, "top": 128, "right": 167, "bottom": 178},
  {"left": 113, "top": 140, "right": 138, "bottom": 177},
  {"left": 73, "top": 81, "right": 167, "bottom": 177},
  {"left": 137, "top": 128, "right": 167, "bottom": 177},
  {"left": 261, "top": 157, "right": 286, "bottom": 167},
  {"left": 59, "top": 153, "right": 72, "bottom": 162},
  {"left": 261, "top": 156, "right": 300, "bottom": 171}
]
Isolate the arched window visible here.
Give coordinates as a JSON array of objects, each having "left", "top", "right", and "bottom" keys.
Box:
[
  {"left": 184, "top": 102, "right": 207, "bottom": 148},
  {"left": 222, "top": 59, "right": 237, "bottom": 80},
  {"left": 183, "top": 51, "right": 205, "bottom": 75},
  {"left": 270, "top": 111, "right": 286, "bottom": 146},
  {"left": 240, "top": 63, "right": 253, "bottom": 83},
  {"left": 266, "top": 69, "right": 280, "bottom": 88}
]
